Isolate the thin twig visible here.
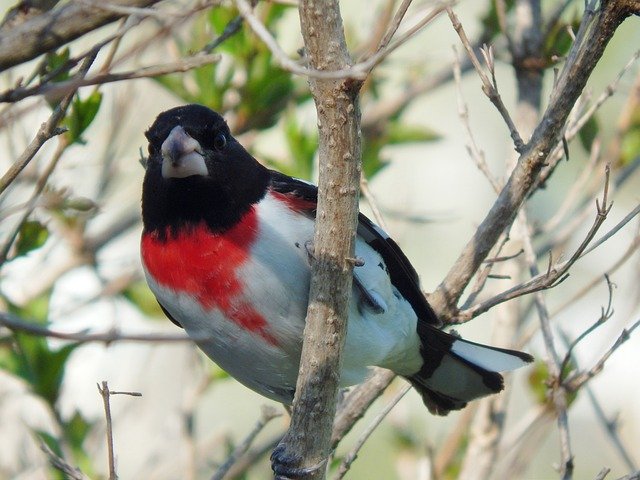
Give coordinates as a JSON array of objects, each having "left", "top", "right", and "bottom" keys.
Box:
[
  {"left": 565, "top": 318, "right": 640, "bottom": 392},
  {"left": 0, "top": 311, "right": 205, "bottom": 343},
  {"left": 456, "top": 165, "right": 614, "bottom": 323},
  {"left": 520, "top": 209, "right": 574, "bottom": 480},
  {"left": 331, "top": 368, "right": 396, "bottom": 449},
  {"left": 97, "top": 381, "right": 117, "bottom": 480},
  {"left": 211, "top": 406, "right": 282, "bottom": 480},
  {"left": 453, "top": 45, "right": 501, "bottom": 193},
  {"left": 585, "top": 387, "right": 639, "bottom": 471},
  {"left": 0, "top": 53, "right": 221, "bottom": 103},
  {"left": 235, "top": 0, "right": 447, "bottom": 80},
  {"left": 39, "top": 439, "right": 89, "bottom": 480},
  {"left": 447, "top": 7, "right": 525, "bottom": 152},
  {"left": 559, "top": 275, "right": 616, "bottom": 378},
  {"left": 334, "top": 385, "right": 411, "bottom": 479}
]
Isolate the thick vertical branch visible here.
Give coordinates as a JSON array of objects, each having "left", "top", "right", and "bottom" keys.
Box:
[{"left": 275, "top": 0, "right": 362, "bottom": 478}]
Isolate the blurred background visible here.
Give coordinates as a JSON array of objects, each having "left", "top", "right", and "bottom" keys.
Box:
[{"left": 0, "top": 0, "right": 639, "bottom": 478}]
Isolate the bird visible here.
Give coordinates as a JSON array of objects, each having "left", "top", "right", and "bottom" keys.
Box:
[{"left": 140, "top": 103, "right": 533, "bottom": 416}]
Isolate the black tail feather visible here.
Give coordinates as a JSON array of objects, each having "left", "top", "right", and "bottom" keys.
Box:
[{"left": 407, "top": 322, "right": 532, "bottom": 415}]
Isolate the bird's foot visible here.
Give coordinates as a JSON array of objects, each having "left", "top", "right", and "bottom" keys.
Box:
[{"left": 270, "top": 440, "right": 327, "bottom": 480}]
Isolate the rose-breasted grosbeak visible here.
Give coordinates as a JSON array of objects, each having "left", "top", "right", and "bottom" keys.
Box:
[{"left": 140, "top": 104, "right": 532, "bottom": 415}]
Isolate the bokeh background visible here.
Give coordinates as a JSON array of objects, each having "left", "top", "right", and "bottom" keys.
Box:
[{"left": 0, "top": 1, "right": 639, "bottom": 478}]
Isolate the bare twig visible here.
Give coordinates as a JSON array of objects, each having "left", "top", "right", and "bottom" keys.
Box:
[
  {"left": 565, "top": 318, "right": 640, "bottom": 392},
  {"left": 274, "top": 1, "right": 362, "bottom": 478},
  {"left": 585, "top": 387, "right": 639, "bottom": 471},
  {"left": 0, "top": 51, "right": 98, "bottom": 264},
  {"left": 453, "top": 45, "right": 501, "bottom": 193},
  {"left": 331, "top": 368, "right": 396, "bottom": 449},
  {"left": 97, "top": 381, "right": 117, "bottom": 480},
  {"left": 447, "top": 8, "right": 525, "bottom": 152},
  {"left": 39, "top": 439, "right": 89, "bottom": 480},
  {"left": 430, "top": 0, "right": 636, "bottom": 321},
  {"left": 456, "top": 165, "right": 614, "bottom": 322},
  {"left": 520, "top": 210, "right": 574, "bottom": 480},
  {"left": 0, "top": 311, "right": 203, "bottom": 343},
  {"left": 0, "top": 53, "right": 221, "bottom": 103},
  {"left": 559, "top": 275, "right": 616, "bottom": 378},
  {"left": 212, "top": 406, "right": 282, "bottom": 480},
  {"left": 334, "top": 384, "right": 411, "bottom": 479},
  {"left": 235, "top": 0, "right": 446, "bottom": 80}
]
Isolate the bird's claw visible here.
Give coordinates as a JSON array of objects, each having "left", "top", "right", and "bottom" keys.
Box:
[{"left": 270, "top": 442, "right": 326, "bottom": 479}]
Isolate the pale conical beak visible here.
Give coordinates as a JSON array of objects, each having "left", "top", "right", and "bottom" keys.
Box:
[{"left": 161, "top": 126, "right": 208, "bottom": 179}]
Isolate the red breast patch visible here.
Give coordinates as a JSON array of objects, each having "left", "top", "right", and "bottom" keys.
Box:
[{"left": 141, "top": 208, "right": 277, "bottom": 344}]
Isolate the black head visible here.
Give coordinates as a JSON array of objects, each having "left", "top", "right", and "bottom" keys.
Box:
[{"left": 142, "top": 104, "right": 270, "bottom": 237}]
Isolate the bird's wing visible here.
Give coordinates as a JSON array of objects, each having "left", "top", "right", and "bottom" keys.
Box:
[{"left": 268, "top": 170, "right": 441, "bottom": 327}]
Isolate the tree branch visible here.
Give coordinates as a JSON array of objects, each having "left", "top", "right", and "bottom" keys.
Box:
[
  {"left": 429, "top": 0, "right": 637, "bottom": 321},
  {"left": 0, "top": 0, "right": 165, "bottom": 72},
  {"left": 271, "top": 1, "right": 362, "bottom": 478}
]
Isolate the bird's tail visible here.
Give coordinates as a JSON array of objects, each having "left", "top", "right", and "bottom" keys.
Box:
[{"left": 406, "top": 323, "right": 533, "bottom": 415}]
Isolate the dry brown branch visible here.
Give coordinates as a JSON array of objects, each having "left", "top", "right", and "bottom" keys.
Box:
[
  {"left": 97, "top": 381, "right": 117, "bottom": 480},
  {"left": 0, "top": 311, "right": 203, "bottom": 342},
  {"left": 0, "top": 0, "right": 163, "bottom": 72},
  {"left": 330, "top": 368, "right": 396, "bottom": 449},
  {"left": 455, "top": 164, "right": 616, "bottom": 323},
  {"left": 453, "top": 45, "right": 501, "bottom": 193},
  {"left": 447, "top": 8, "right": 525, "bottom": 152},
  {"left": 429, "top": 0, "right": 637, "bottom": 322},
  {"left": 535, "top": 48, "right": 640, "bottom": 190},
  {"left": 334, "top": 384, "right": 411, "bottom": 479},
  {"left": 0, "top": 53, "right": 221, "bottom": 103},
  {"left": 211, "top": 406, "right": 282, "bottom": 480},
  {"left": 39, "top": 438, "right": 89, "bottom": 480},
  {"left": 235, "top": 0, "right": 446, "bottom": 81},
  {"left": 520, "top": 210, "right": 574, "bottom": 480}
]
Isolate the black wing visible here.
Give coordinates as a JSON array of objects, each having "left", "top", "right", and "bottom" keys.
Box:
[{"left": 268, "top": 170, "right": 441, "bottom": 327}]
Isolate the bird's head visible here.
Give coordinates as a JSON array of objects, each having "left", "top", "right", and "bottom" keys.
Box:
[{"left": 141, "top": 104, "right": 269, "bottom": 235}]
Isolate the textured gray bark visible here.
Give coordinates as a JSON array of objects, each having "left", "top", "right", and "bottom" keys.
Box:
[
  {"left": 0, "top": 0, "right": 162, "bottom": 72},
  {"left": 274, "top": 1, "right": 362, "bottom": 479}
]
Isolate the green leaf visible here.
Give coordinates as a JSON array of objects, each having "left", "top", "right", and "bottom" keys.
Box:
[
  {"left": 64, "top": 91, "right": 103, "bottom": 144},
  {"left": 5, "top": 292, "right": 79, "bottom": 408},
  {"left": 15, "top": 220, "right": 49, "bottom": 257},
  {"left": 386, "top": 123, "right": 441, "bottom": 144},
  {"left": 544, "top": 17, "right": 581, "bottom": 61},
  {"left": 619, "top": 106, "right": 640, "bottom": 165},
  {"left": 63, "top": 412, "right": 96, "bottom": 476},
  {"left": 479, "top": 0, "right": 515, "bottom": 41},
  {"left": 528, "top": 360, "right": 578, "bottom": 406},
  {"left": 578, "top": 115, "right": 600, "bottom": 151}
]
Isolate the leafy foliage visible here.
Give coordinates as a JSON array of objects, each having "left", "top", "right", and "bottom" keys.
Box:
[
  {"left": 14, "top": 220, "right": 49, "bottom": 258},
  {"left": 64, "top": 91, "right": 103, "bottom": 144}
]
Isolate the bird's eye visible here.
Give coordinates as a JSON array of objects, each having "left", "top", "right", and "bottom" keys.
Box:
[
  {"left": 148, "top": 143, "right": 157, "bottom": 156},
  {"left": 213, "top": 133, "right": 227, "bottom": 151}
]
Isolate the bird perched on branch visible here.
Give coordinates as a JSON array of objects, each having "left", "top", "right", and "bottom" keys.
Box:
[{"left": 140, "top": 104, "right": 532, "bottom": 415}]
